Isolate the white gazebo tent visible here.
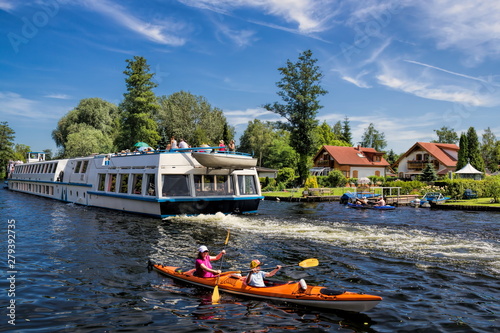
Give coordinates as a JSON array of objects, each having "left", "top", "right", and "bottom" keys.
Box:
[{"left": 455, "top": 163, "right": 483, "bottom": 180}]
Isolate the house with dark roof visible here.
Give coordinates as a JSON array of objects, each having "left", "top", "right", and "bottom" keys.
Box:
[
  {"left": 311, "top": 145, "right": 390, "bottom": 178},
  {"left": 392, "top": 142, "right": 459, "bottom": 180}
]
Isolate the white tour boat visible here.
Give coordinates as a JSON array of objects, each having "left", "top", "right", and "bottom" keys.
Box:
[{"left": 7, "top": 148, "right": 263, "bottom": 218}]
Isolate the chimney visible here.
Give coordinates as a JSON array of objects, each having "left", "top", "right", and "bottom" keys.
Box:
[{"left": 357, "top": 144, "right": 361, "bottom": 150}]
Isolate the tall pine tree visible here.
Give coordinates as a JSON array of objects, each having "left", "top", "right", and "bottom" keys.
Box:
[
  {"left": 456, "top": 132, "right": 468, "bottom": 170},
  {"left": 467, "top": 127, "right": 485, "bottom": 172},
  {"left": 341, "top": 116, "right": 352, "bottom": 146},
  {"left": 117, "top": 56, "right": 160, "bottom": 149}
]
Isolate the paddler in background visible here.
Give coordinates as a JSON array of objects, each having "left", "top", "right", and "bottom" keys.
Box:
[{"left": 194, "top": 245, "right": 226, "bottom": 278}]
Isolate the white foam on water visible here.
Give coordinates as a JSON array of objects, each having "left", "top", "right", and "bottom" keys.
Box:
[{"left": 166, "top": 213, "right": 500, "bottom": 274}]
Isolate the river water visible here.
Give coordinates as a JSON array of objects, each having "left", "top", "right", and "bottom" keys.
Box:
[{"left": 1, "top": 189, "right": 499, "bottom": 332}]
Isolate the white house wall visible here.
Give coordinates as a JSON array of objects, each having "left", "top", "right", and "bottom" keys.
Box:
[{"left": 351, "top": 166, "right": 386, "bottom": 178}]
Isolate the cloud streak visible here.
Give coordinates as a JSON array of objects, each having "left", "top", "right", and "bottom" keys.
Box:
[{"left": 83, "top": 0, "right": 186, "bottom": 46}]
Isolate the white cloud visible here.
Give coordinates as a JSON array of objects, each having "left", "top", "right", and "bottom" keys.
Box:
[
  {"left": 0, "top": 0, "right": 14, "bottom": 11},
  {"left": 224, "top": 107, "right": 278, "bottom": 126},
  {"left": 44, "top": 93, "right": 72, "bottom": 100},
  {"left": 417, "top": 0, "right": 500, "bottom": 64},
  {"left": 178, "top": 0, "right": 336, "bottom": 33},
  {"left": 0, "top": 91, "right": 65, "bottom": 120},
  {"left": 83, "top": 0, "right": 186, "bottom": 46},
  {"left": 376, "top": 62, "right": 500, "bottom": 107}
]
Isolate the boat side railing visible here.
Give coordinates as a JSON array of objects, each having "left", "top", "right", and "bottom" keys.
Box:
[{"left": 104, "top": 146, "right": 253, "bottom": 158}]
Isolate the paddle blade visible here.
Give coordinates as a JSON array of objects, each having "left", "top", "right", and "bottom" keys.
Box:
[
  {"left": 224, "top": 229, "right": 230, "bottom": 245},
  {"left": 212, "top": 285, "right": 220, "bottom": 304},
  {"left": 298, "top": 258, "right": 319, "bottom": 268}
]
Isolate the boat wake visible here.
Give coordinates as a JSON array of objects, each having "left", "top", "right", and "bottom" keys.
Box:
[{"left": 166, "top": 213, "right": 500, "bottom": 276}]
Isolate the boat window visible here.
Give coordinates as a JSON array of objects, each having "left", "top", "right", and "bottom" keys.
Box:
[
  {"left": 216, "top": 175, "right": 233, "bottom": 195},
  {"left": 132, "top": 174, "right": 143, "bottom": 194},
  {"left": 194, "top": 175, "right": 214, "bottom": 196},
  {"left": 81, "top": 161, "right": 89, "bottom": 173},
  {"left": 162, "top": 175, "right": 190, "bottom": 197},
  {"left": 75, "top": 161, "right": 82, "bottom": 173},
  {"left": 119, "top": 174, "right": 129, "bottom": 194},
  {"left": 146, "top": 174, "right": 156, "bottom": 196},
  {"left": 238, "top": 175, "right": 257, "bottom": 195},
  {"left": 108, "top": 174, "right": 117, "bottom": 192},
  {"left": 98, "top": 174, "right": 106, "bottom": 191}
]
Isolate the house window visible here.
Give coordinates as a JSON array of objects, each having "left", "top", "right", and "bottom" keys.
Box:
[
  {"left": 375, "top": 171, "right": 380, "bottom": 176},
  {"left": 352, "top": 170, "right": 358, "bottom": 178}
]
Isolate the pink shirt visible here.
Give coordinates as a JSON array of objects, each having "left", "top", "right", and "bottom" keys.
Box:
[{"left": 195, "top": 257, "right": 214, "bottom": 278}]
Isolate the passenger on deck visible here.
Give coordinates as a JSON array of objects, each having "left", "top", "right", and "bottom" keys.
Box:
[
  {"left": 228, "top": 140, "right": 236, "bottom": 152},
  {"left": 194, "top": 245, "right": 226, "bottom": 278},
  {"left": 178, "top": 138, "right": 189, "bottom": 149},
  {"left": 218, "top": 140, "right": 226, "bottom": 151},
  {"left": 374, "top": 196, "right": 386, "bottom": 206},
  {"left": 170, "top": 136, "right": 178, "bottom": 150},
  {"left": 355, "top": 196, "right": 368, "bottom": 205},
  {"left": 245, "top": 259, "right": 281, "bottom": 287}
]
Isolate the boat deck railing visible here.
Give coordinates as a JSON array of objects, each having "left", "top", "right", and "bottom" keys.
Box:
[{"left": 98, "top": 146, "right": 253, "bottom": 158}]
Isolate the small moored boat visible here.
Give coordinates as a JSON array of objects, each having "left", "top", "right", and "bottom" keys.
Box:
[
  {"left": 410, "top": 192, "right": 450, "bottom": 207},
  {"left": 347, "top": 202, "right": 396, "bottom": 210},
  {"left": 150, "top": 262, "right": 382, "bottom": 312},
  {"left": 192, "top": 151, "right": 257, "bottom": 169}
]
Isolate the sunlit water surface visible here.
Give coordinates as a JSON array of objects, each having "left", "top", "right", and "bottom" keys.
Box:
[{"left": 1, "top": 189, "right": 499, "bottom": 332}]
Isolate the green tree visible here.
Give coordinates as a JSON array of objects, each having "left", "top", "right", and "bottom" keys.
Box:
[
  {"left": 333, "top": 121, "right": 342, "bottom": 138},
  {"left": 420, "top": 162, "right": 438, "bottom": 182},
  {"left": 484, "top": 175, "right": 500, "bottom": 203},
  {"left": 467, "top": 127, "right": 485, "bottom": 172},
  {"left": 13, "top": 144, "right": 31, "bottom": 162},
  {"left": 314, "top": 121, "right": 350, "bottom": 150},
  {"left": 431, "top": 126, "right": 459, "bottom": 144},
  {"left": 360, "top": 123, "right": 387, "bottom": 151},
  {"left": 341, "top": 116, "right": 353, "bottom": 145},
  {"left": 157, "top": 91, "right": 233, "bottom": 147},
  {"left": 239, "top": 119, "right": 276, "bottom": 167},
  {"left": 481, "top": 127, "right": 498, "bottom": 172},
  {"left": 456, "top": 132, "right": 468, "bottom": 170},
  {"left": 264, "top": 50, "right": 327, "bottom": 184},
  {"left": 0, "top": 121, "right": 15, "bottom": 178},
  {"left": 52, "top": 98, "right": 119, "bottom": 157},
  {"left": 117, "top": 56, "right": 160, "bottom": 149},
  {"left": 265, "top": 130, "right": 298, "bottom": 170},
  {"left": 384, "top": 149, "right": 399, "bottom": 166},
  {"left": 65, "top": 125, "right": 113, "bottom": 157}
]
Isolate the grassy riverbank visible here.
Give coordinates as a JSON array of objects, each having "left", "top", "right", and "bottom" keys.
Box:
[{"left": 441, "top": 198, "right": 500, "bottom": 207}]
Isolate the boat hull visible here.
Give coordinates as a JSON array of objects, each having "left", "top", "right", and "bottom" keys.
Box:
[
  {"left": 151, "top": 264, "right": 382, "bottom": 312},
  {"left": 347, "top": 203, "right": 395, "bottom": 210}
]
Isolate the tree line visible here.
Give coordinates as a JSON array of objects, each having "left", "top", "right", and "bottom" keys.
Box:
[{"left": 1, "top": 51, "right": 500, "bottom": 182}]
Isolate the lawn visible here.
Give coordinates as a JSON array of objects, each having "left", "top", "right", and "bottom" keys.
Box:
[{"left": 442, "top": 198, "right": 500, "bottom": 207}]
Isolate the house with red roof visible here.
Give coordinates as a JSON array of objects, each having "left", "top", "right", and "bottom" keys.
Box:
[
  {"left": 392, "top": 142, "right": 459, "bottom": 180},
  {"left": 311, "top": 145, "right": 390, "bottom": 178}
]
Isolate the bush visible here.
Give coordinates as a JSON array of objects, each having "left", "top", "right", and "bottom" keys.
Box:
[
  {"left": 386, "top": 180, "right": 426, "bottom": 195},
  {"left": 277, "top": 167, "right": 296, "bottom": 187},
  {"left": 484, "top": 175, "right": 500, "bottom": 202},
  {"left": 304, "top": 176, "right": 319, "bottom": 189},
  {"left": 327, "top": 169, "right": 347, "bottom": 187}
]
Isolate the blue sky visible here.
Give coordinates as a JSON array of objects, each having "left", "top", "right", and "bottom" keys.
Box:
[{"left": 1, "top": 0, "right": 500, "bottom": 155}]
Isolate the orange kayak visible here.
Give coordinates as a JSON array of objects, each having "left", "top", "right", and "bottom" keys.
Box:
[{"left": 151, "top": 263, "right": 382, "bottom": 312}]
